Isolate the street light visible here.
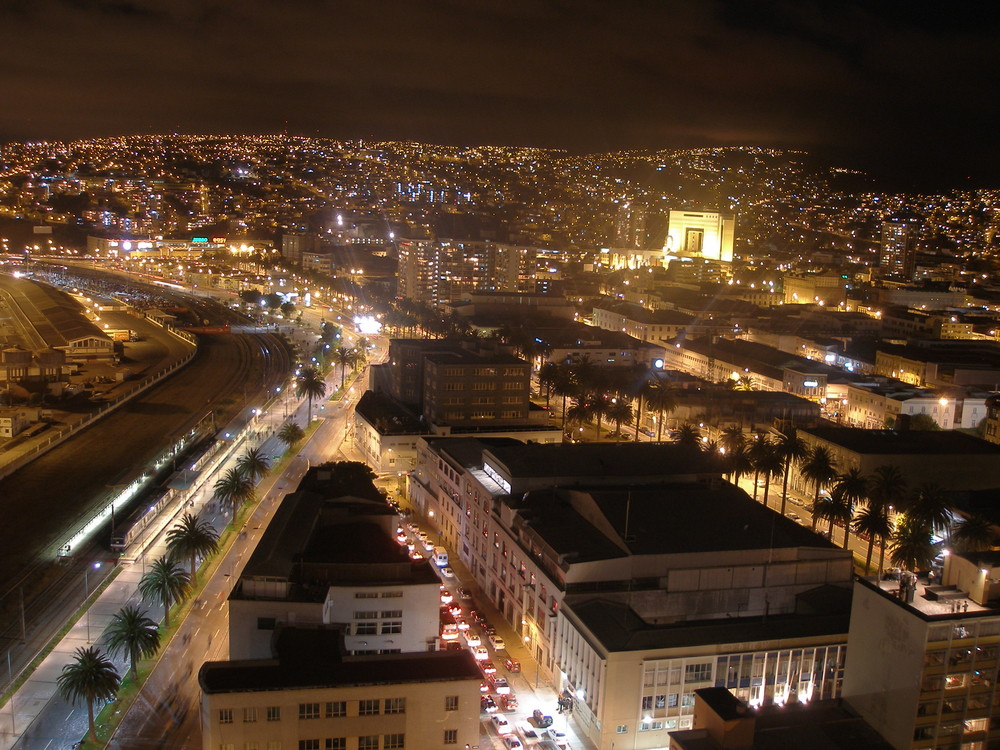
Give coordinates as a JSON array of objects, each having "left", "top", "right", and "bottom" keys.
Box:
[{"left": 85, "top": 562, "right": 102, "bottom": 643}]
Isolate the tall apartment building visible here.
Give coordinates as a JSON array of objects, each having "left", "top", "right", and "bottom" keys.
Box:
[
  {"left": 664, "top": 210, "right": 735, "bottom": 263},
  {"left": 408, "top": 439, "right": 854, "bottom": 748},
  {"left": 843, "top": 557, "right": 1000, "bottom": 749},
  {"left": 880, "top": 216, "right": 920, "bottom": 280},
  {"left": 396, "top": 238, "right": 537, "bottom": 305}
]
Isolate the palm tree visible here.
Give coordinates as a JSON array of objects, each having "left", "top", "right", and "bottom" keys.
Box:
[
  {"left": 724, "top": 443, "right": 754, "bottom": 485},
  {"left": 823, "top": 488, "right": 856, "bottom": 548},
  {"left": 213, "top": 467, "right": 255, "bottom": 518},
  {"left": 551, "top": 364, "right": 578, "bottom": 433},
  {"left": 165, "top": 512, "right": 219, "bottom": 584},
  {"left": 565, "top": 397, "right": 591, "bottom": 440},
  {"left": 57, "top": 646, "right": 121, "bottom": 743},
  {"left": 854, "top": 501, "right": 894, "bottom": 574},
  {"left": 138, "top": 557, "right": 190, "bottom": 629},
  {"left": 747, "top": 434, "right": 772, "bottom": 503},
  {"left": 106, "top": 605, "right": 161, "bottom": 680},
  {"left": 236, "top": 446, "right": 271, "bottom": 484},
  {"left": 908, "top": 482, "right": 952, "bottom": 540},
  {"left": 774, "top": 431, "right": 809, "bottom": 516},
  {"left": 830, "top": 468, "right": 868, "bottom": 548},
  {"left": 631, "top": 379, "right": 651, "bottom": 441},
  {"left": 333, "top": 346, "right": 359, "bottom": 389},
  {"left": 538, "top": 362, "right": 560, "bottom": 407},
  {"left": 295, "top": 365, "right": 328, "bottom": 423},
  {"left": 800, "top": 446, "right": 838, "bottom": 530},
  {"left": 869, "top": 464, "right": 908, "bottom": 514},
  {"left": 606, "top": 399, "right": 634, "bottom": 438},
  {"left": 734, "top": 374, "right": 755, "bottom": 391},
  {"left": 719, "top": 426, "right": 746, "bottom": 455},
  {"left": 674, "top": 423, "right": 702, "bottom": 450},
  {"left": 952, "top": 514, "right": 997, "bottom": 554},
  {"left": 645, "top": 381, "right": 677, "bottom": 441},
  {"left": 890, "top": 517, "right": 935, "bottom": 573},
  {"left": 753, "top": 441, "right": 784, "bottom": 508},
  {"left": 277, "top": 421, "right": 305, "bottom": 449}
]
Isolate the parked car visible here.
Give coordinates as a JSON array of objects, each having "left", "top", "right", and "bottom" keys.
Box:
[
  {"left": 532, "top": 709, "right": 554, "bottom": 728},
  {"left": 491, "top": 715, "right": 514, "bottom": 735},
  {"left": 472, "top": 647, "right": 489, "bottom": 660},
  {"left": 458, "top": 587, "right": 473, "bottom": 600},
  {"left": 543, "top": 728, "right": 568, "bottom": 747},
  {"left": 516, "top": 721, "right": 538, "bottom": 740},
  {"left": 481, "top": 695, "right": 498, "bottom": 714},
  {"left": 499, "top": 694, "right": 518, "bottom": 711},
  {"left": 502, "top": 737, "right": 522, "bottom": 749},
  {"left": 504, "top": 657, "right": 521, "bottom": 673},
  {"left": 440, "top": 566, "right": 455, "bottom": 579},
  {"left": 488, "top": 674, "right": 510, "bottom": 694},
  {"left": 480, "top": 660, "right": 497, "bottom": 675},
  {"left": 488, "top": 634, "right": 506, "bottom": 651},
  {"left": 463, "top": 631, "right": 481, "bottom": 647}
]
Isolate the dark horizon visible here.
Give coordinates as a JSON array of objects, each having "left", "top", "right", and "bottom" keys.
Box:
[{"left": 2, "top": 1, "right": 999, "bottom": 192}]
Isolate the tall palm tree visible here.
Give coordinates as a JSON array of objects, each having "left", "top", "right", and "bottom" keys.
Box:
[
  {"left": 551, "top": 364, "right": 578, "bottom": 433},
  {"left": 565, "top": 397, "right": 591, "bottom": 440},
  {"left": 824, "top": 487, "right": 856, "bottom": 548},
  {"left": 538, "top": 362, "right": 560, "bottom": 407},
  {"left": 830, "top": 467, "right": 869, "bottom": 548},
  {"left": 868, "top": 464, "right": 908, "bottom": 514},
  {"left": 890, "top": 517, "right": 935, "bottom": 573},
  {"left": 165, "top": 513, "right": 219, "bottom": 584},
  {"left": 734, "top": 374, "right": 755, "bottom": 391},
  {"left": 908, "top": 482, "right": 952, "bottom": 540},
  {"left": 719, "top": 426, "right": 746, "bottom": 455},
  {"left": 724, "top": 443, "right": 754, "bottom": 485},
  {"left": 295, "top": 365, "right": 328, "bottom": 423},
  {"left": 236, "top": 447, "right": 271, "bottom": 484},
  {"left": 137, "top": 557, "right": 190, "bottom": 629},
  {"left": 106, "top": 605, "right": 161, "bottom": 680},
  {"left": 590, "top": 397, "right": 611, "bottom": 439},
  {"left": 213, "top": 467, "right": 255, "bottom": 518},
  {"left": 800, "top": 446, "right": 838, "bottom": 530},
  {"left": 645, "top": 381, "right": 677, "bottom": 441},
  {"left": 333, "top": 346, "right": 359, "bottom": 389},
  {"left": 57, "top": 646, "right": 121, "bottom": 743},
  {"left": 674, "top": 423, "right": 702, "bottom": 450},
  {"left": 753, "top": 442, "right": 784, "bottom": 508},
  {"left": 277, "top": 421, "right": 305, "bottom": 449},
  {"left": 606, "top": 399, "right": 634, "bottom": 437},
  {"left": 854, "top": 501, "right": 894, "bottom": 574},
  {"left": 952, "top": 514, "right": 997, "bottom": 554},
  {"left": 631, "top": 379, "right": 651, "bottom": 441},
  {"left": 774, "top": 431, "right": 809, "bottom": 516},
  {"left": 747, "top": 434, "right": 772, "bottom": 503}
]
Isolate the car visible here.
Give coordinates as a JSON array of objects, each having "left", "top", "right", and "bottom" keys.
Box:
[
  {"left": 532, "top": 709, "right": 554, "bottom": 728},
  {"left": 502, "top": 737, "right": 522, "bottom": 749},
  {"left": 417, "top": 531, "right": 429, "bottom": 541},
  {"left": 479, "top": 681, "right": 490, "bottom": 693},
  {"left": 458, "top": 587, "right": 473, "bottom": 600},
  {"left": 472, "top": 647, "right": 489, "bottom": 660},
  {"left": 481, "top": 695, "right": 498, "bottom": 713},
  {"left": 441, "top": 566, "right": 455, "bottom": 579},
  {"left": 786, "top": 512, "right": 802, "bottom": 523},
  {"left": 444, "top": 641, "right": 464, "bottom": 652},
  {"left": 395, "top": 532, "right": 407, "bottom": 545},
  {"left": 489, "top": 675, "right": 510, "bottom": 694},
  {"left": 488, "top": 634, "right": 506, "bottom": 651},
  {"left": 422, "top": 539, "right": 435, "bottom": 552},
  {"left": 504, "top": 658, "right": 521, "bottom": 673},
  {"left": 448, "top": 603, "right": 462, "bottom": 617},
  {"left": 491, "top": 715, "right": 513, "bottom": 735},
  {"left": 440, "top": 590, "right": 454, "bottom": 604},
  {"left": 484, "top": 624, "right": 497, "bottom": 636},
  {"left": 516, "top": 721, "right": 539, "bottom": 740},
  {"left": 499, "top": 693, "right": 518, "bottom": 711},
  {"left": 406, "top": 541, "right": 416, "bottom": 552},
  {"left": 543, "top": 729, "right": 568, "bottom": 747},
  {"left": 480, "top": 660, "right": 497, "bottom": 675},
  {"left": 463, "top": 631, "right": 481, "bottom": 647},
  {"left": 408, "top": 550, "right": 423, "bottom": 560},
  {"left": 456, "top": 617, "right": 471, "bottom": 631}
]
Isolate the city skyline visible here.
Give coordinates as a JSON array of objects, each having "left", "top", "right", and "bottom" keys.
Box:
[{"left": 2, "top": 1, "right": 999, "bottom": 190}]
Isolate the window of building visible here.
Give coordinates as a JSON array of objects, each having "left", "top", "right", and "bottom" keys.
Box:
[
  {"left": 243, "top": 707, "right": 257, "bottom": 723},
  {"left": 358, "top": 737, "right": 379, "bottom": 750},
  {"left": 266, "top": 706, "right": 281, "bottom": 722},
  {"left": 384, "top": 698, "right": 406, "bottom": 715},
  {"left": 267, "top": 743, "right": 281, "bottom": 750},
  {"left": 681, "top": 694, "right": 695, "bottom": 708},
  {"left": 641, "top": 696, "right": 653, "bottom": 710},
  {"left": 299, "top": 703, "right": 320, "bottom": 720},
  {"left": 616, "top": 725, "right": 628, "bottom": 734},
  {"left": 326, "top": 701, "right": 347, "bottom": 718},
  {"left": 668, "top": 694, "right": 678, "bottom": 708},
  {"left": 299, "top": 741, "right": 319, "bottom": 750},
  {"left": 380, "top": 610, "right": 403, "bottom": 619},
  {"left": 219, "top": 709, "right": 233, "bottom": 724},
  {"left": 444, "top": 729, "right": 458, "bottom": 745},
  {"left": 245, "top": 744, "right": 259, "bottom": 750},
  {"left": 359, "top": 699, "right": 380, "bottom": 716},
  {"left": 503, "top": 382, "right": 521, "bottom": 390},
  {"left": 383, "top": 734, "right": 404, "bottom": 749},
  {"left": 381, "top": 621, "right": 402, "bottom": 634},
  {"left": 445, "top": 695, "right": 459, "bottom": 711},
  {"left": 220, "top": 745, "right": 235, "bottom": 750},
  {"left": 355, "top": 622, "right": 378, "bottom": 635},
  {"left": 354, "top": 610, "right": 379, "bottom": 619},
  {"left": 380, "top": 591, "right": 403, "bottom": 598},
  {"left": 685, "top": 662, "right": 712, "bottom": 683},
  {"left": 355, "top": 592, "right": 379, "bottom": 599},
  {"left": 326, "top": 740, "right": 346, "bottom": 750}
]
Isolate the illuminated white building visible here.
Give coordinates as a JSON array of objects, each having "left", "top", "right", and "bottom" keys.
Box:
[{"left": 664, "top": 210, "right": 735, "bottom": 263}]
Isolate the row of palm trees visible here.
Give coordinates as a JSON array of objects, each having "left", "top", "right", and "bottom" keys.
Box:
[
  {"left": 57, "top": 444, "right": 273, "bottom": 743},
  {"left": 538, "top": 358, "right": 679, "bottom": 441},
  {"left": 714, "top": 428, "right": 996, "bottom": 575}
]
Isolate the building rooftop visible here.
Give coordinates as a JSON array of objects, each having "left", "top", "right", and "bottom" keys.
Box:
[
  {"left": 199, "top": 626, "right": 481, "bottom": 694},
  {"left": 801, "top": 427, "right": 1000, "bottom": 456},
  {"left": 354, "top": 390, "right": 423, "bottom": 434},
  {"left": 567, "top": 591, "right": 851, "bottom": 653},
  {"left": 861, "top": 576, "right": 992, "bottom": 619}
]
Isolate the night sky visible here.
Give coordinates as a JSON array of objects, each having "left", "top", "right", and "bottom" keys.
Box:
[{"left": 3, "top": 1, "right": 998, "bottom": 189}]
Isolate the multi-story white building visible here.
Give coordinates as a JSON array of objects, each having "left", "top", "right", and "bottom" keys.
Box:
[
  {"left": 408, "top": 439, "right": 854, "bottom": 748},
  {"left": 664, "top": 210, "right": 735, "bottom": 263},
  {"left": 201, "top": 627, "right": 482, "bottom": 750}
]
